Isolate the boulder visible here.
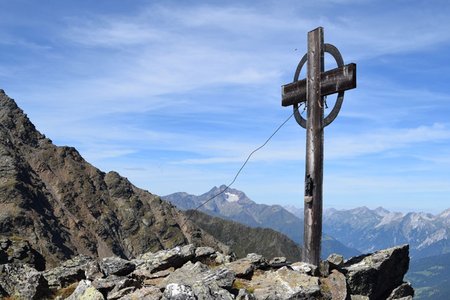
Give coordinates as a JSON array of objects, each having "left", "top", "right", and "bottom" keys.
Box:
[
  {"left": 44, "top": 254, "right": 98, "bottom": 289},
  {"left": 342, "top": 244, "right": 410, "bottom": 299},
  {"left": 0, "top": 264, "right": 50, "bottom": 299},
  {"left": 0, "top": 243, "right": 414, "bottom": 300},
  {"left": 104, "top": 277, "right": 140, "bottom": 299},
  {"left": 118, "top": 286, "right": 163, "bottom": 300},
  {"left": 191, "top": 281, "right": 235, "bottom": 300},
  {"left": 99, "top": 256, "right": 135, "bottom": 277},
  {"left": 236, "top": 288, "right": 257, "bottom": 300},
  {"left": 92, "top": 275, "right": 129, "bottom": 295},
  {"left": 195, "top": 246, "right": 216, "bottom": 258},
  {"left": 250, "top": 266, "right": 321, "bottom": 299},
  {"left": 164, "top": 261, "right": 235, "bottom": 290},
  {"left": 225, "top": 252, "right": 268, "bottom": 279},
  {"left": 268, "top": 257, "right": 289, "bottom": 269},
  {"left": 290, "top": 261, "right": 318, "bottom": 276},
  {"left": 327, "top": 253, "right": 344, "bottom": 267},
  {"left": 320, "top": 270, "right": 347, "bottom": 300},
  {"left": 0, "top": 237, "right": 46, "bottom": 271},
  {"left": 163, "top": 283, "right": 195, "bottom": 300},
  {"left": 66, "top": 280, "right": 104, "bottom": 300},
  {"left": 135, "top": 244, "right": 196, "bottom": 272},
  {"left": 386, "top": 282, "right": 414, "bottom": 300}
]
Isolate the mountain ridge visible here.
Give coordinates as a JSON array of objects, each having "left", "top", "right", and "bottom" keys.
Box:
[
  {"left": 0, "top": 90, "right": 227, "bottom": 268},
  {"left": 163, "top": 186, "right": 360, "bottom": 258},
  {"left": 320, "top": 206, "right": 450, "bottom": 259}
]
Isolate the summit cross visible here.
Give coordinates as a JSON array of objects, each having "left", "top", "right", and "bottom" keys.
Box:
[{"left": 281, "top": 27, "right": 357, "bottom": 266}]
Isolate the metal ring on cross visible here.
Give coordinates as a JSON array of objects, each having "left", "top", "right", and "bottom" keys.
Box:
[{"left": 293, "top": 43, "right": 345, "bottom": 129}]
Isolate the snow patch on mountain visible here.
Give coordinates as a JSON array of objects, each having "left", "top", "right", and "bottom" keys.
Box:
[
  {"left": 376, "top": 212, "right": 404, "bottom": 228},
  {"left": 418, "top": 228, "right": 447, "bottom": 249},
  {"left": 439, "top": 209, "right": 450, "bottom": 219},
  {"left": 225, "top": 192, "right": 239, "bottom": 202}
]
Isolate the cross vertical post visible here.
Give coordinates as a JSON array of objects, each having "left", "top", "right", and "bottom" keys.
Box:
[
  {"left": 281, "top": 27, "right": 356, "bottom": 266},
  {"left": 303, "top": 27, "right": 324, "bottom": 266}
]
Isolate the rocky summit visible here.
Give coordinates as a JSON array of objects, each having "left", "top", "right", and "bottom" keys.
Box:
[
  {"left": 0, "top": 243, "right": 413, "bottom": 299},
  {"left": 0, "top": 90, "right": 227, "bottom": 269}
]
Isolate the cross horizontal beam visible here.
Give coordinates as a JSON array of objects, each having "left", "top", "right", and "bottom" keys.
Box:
[{"left": 281, "top": 63, "right": 356, "bottom": 107}]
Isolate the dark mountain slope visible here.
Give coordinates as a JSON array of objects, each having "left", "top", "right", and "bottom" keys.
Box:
[
  {"left": 0, "top": 90, "right": 224, "bottom": 268},
  {"left": 164, "top": 186, "right": 305, "bottom": 244},
  {"left": 164, "top": 186, "right": 360, "bottom": 258},
  {"left": 406, "top": 252, "right": 450, "bottom": 299},
  {"left": 186, "top": 209, "right": 302, "bottom": 261}
]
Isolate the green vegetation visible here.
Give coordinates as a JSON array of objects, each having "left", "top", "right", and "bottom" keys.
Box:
[
  {"left": 186, "top": 210, "right": 302, "bottom": 261},
  {"left": 233, "top": 279, "right": 255, "bottom": 294},
  {"left": 51, "top": 282, "right": 78, "bottom": 299},
  {"left": 406, "top": 253, "right": 450, "bottom": 299}
]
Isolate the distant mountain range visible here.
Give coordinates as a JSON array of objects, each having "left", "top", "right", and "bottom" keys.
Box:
[
  {"left": 165, "top": 186, "right": 450, "bottom": 299},
  {"left": 284, "top": 205, "right": 450, "bottom": 259},
  {"left": 320, "top": 206, "right": 450, "bottom": 259},
  {"left": 163, "top": 185, "right": 360, "bottom": 259}
]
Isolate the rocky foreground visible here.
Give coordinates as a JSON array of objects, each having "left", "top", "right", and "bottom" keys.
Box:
[{"left": 1, "top": 242, "right": 413, "bottom": 300}]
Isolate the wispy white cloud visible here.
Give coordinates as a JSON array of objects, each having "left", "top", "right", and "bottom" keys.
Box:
[
  {"left": 3, "top": 0, "right": 450, "bottom": 212},
  {"left": 328, "top": 123, "right": 450, "bottom": 159}
]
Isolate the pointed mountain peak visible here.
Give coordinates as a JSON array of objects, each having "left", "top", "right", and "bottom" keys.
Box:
[
  {"left": 0, "top": 90, "right": 223, "bottom": 268},
  {"left": 374, "top": 206, "right": 390, "bottom": 216},
  {"left": 438, "top": 208, "right": 450, "bottom": 218},
  {"left": 0, "top": 90, "right": 48, "bottom": 147}
]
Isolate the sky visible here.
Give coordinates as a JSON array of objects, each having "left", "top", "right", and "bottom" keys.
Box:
[{"left": 1, "top": 0, "right": 450, "bottom": 213}]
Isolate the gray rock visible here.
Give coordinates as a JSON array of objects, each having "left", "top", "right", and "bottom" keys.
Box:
[
  {"left": 386, "top": 282, "right": 414, "bottom": 300},
  {"left": 246, "top": 253, "right": 266, "bottom": 265},
  {"left": 93, "top": 275, "right": 128, "bottom": 295},
  {"left": 133, "top": 267, "right": 174, "bottom": 282},
  {"left": 250, "top": 266, "right": 321, "bottom": 299},
  {"left": 100, "top": 256, "right": 136, "bottom": 277},
  {"left": 215, "top": 252, "right": 235, "bottom": 264},
  {"left": 343, "top": 244, "right": 410, "bottom": 299},
  {"left": 350, "top": 295, "right": 369, "bottom": 300},
  {"left": 195, "top": 246, "right": 216, "bottom": 258},
  {"left": 236, "top": 289, "right": 257, "bottom": 300},
  {"left": 327, "top": 253, "right": 344, "bottom": 267},
  {"left": 268, "top": 257, "right": 288, "bottom": 268},
  {"left": 44, "top": 254, "right": 97, "bottom": 289},
  {"left": 0, "top": 263, "right": 49, "bottom": 299},
  {"left": 203, "top": 267, "right": 235, "bottom": 289},
  {"left": 226, "top": 258, "right": 255, "bottom": 279},
  {"left": 225, "top": 252, "right": 268, "bottom": 279},
  {"left": 0, "top": 237, "right": 46, "bottom": 271},
  {"left": 290, "top": 261, "right": 318, "bottom": 276},
  {"left": 108, "top": 286, "right": 136, "bottom": 300},
  {"left": 191, "top": 281, "right": 235, "bottom": 300},
  {"left": 269, "top": 257, "right": 287, "bottom": 264},
  {"left": 160, "top": 260, "right": 235, "bottom": 299},
  {"left": 164, "top": 261, "right": 235, "bottom": 290},
  {"left": 106, "top": 277, "right": 141, "bottom": 299},
  {"left": 66, "top": 280, "right": 104, "bottom": 300},
  {"left": 319, "top": 260, "right": 330, "bottom": 276},
  {"left": 136, "top": 244, "right": 196, "bottom": 272},
  {"left": 118, "top": 286, "right": 163, "bottom": 300},
  {"left": 163, "top": 283, "right": 195, "bottom": 300},
  {"left": 321, "top": 270, "right": 347, "bottom": 300}
]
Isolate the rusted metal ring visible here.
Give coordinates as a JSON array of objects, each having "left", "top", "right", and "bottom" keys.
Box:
[
  {"left": 292, "top": 43, "right": 345, "bottom": 129},
  {"left": 323, "top": 43, "right": 344, "bottom": 127},
  {"left": 293, "top": 53, "right": 308, "bottom": 128}
]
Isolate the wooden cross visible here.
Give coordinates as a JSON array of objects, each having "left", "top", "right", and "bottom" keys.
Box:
[{"left": 281, "top": 27, "right": 356, "bottom": 266}]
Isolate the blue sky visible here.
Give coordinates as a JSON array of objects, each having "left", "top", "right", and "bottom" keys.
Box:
[{"left": 1, "top": 0, "right": 450, "bottom": 213}]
